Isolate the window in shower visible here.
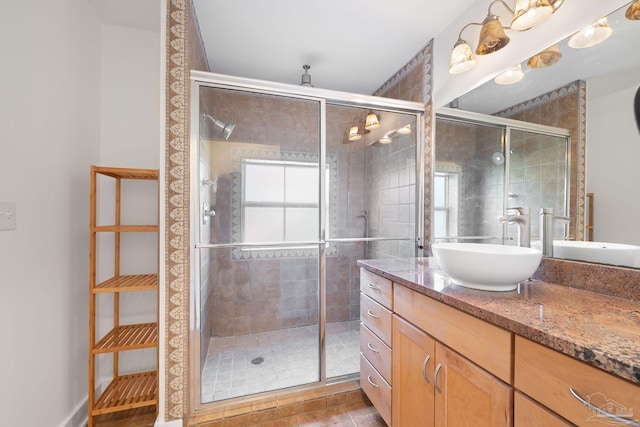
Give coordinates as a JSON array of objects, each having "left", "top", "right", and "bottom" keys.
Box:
[
  {"left": 241, "top": 159, "right": 329, "bottom": 244},
  {"left": 230, "top": 149, "right": 338, "bottom": 259},
  {"left": 433, "top": 172, "right": 459, "bottom": 238}
]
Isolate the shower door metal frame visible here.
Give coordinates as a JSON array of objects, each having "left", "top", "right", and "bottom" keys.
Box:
[
  {"left": 435, "top": 107, "right": 571, "bottom": 243},
  {"left": 189, "top": 70, "right": 425, "bottom": 414}
]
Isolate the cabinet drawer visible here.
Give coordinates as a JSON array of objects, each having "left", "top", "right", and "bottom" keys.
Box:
[
  {"left": 361, "top": 354, "right": 391, "bottom": 426},
  {"left": 515, "top": 336, "right": 640, "bottom": 427},
  {"left": 360, "top": 268, "right": 392, "bottom": 309},
  {"left": 394, "top": 285, "right": 512, "bottom": 383},
  {"left": 360, "top": 323, "right": 392, "bottom": 384},
  {"left": 514, "top": 391, "right": 571, "bottom": 427},
  {"left": 360, "top": 293, "right": 392, "bottom": 346}
]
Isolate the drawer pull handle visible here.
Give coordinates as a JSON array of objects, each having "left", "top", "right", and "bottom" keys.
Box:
[
  {"left": 569, "top": 388, "right": 640, "bottom": 427},
  {"left": 434, "top": 363, "right": 442, "bottom": 393},
  {"left": 367, "top": 342, "right": 380, "bottom": 353},
  {"left": 367, "top": 283, "right": 381, "bottom": 290},
  {"left": 421, "top": 355, "right": 431, "bottom": 384},
  {"left": 367, "top": 375, "right": 380, "bottom": 388},
  {"left": 367, "top": 309, "right": 380, "bottom": 319}
]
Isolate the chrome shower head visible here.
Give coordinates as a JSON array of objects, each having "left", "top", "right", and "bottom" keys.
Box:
[{"left": 202, "top": 114, "right": 235, "bottom": 140}]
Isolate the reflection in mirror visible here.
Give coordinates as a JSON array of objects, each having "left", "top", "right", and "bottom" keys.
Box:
[
  {"left": 434, "top": 110, "right": 569, "bottom": 249},
  {"left": 438, "top": 4, "right": 640, "bottom": 268}
]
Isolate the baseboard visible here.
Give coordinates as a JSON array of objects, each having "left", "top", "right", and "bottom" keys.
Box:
[
  {"left": 57, "top": 397, "right": 88, "bottom": 427},
  {"left": 59, "top": 378, "right": 111, "bottom": 427}
]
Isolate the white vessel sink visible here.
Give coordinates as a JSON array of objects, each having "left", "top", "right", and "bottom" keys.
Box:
[
  {"left": 431, "top": 243, "right": 542, "bottom": 291},
  {"left": 553, "top": 241, "right": 640, "bottom": 268}
]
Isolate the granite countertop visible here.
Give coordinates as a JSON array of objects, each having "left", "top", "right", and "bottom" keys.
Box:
[{"left": 357, "top": 257, "right": 640, "bottom": 386}]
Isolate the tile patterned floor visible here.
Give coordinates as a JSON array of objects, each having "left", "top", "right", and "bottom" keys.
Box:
[{"left": 202, "top": 321, "right": 360, "bottom": 403}]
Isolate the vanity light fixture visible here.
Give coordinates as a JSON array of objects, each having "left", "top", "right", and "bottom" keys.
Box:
[
  {"left": 476, "top": 11, "right": 510, "bottom": 55},
  {"left": 527, "top": 44, "right": 562, "bottom": 68},
  {"left": 347, "top": 125, "right": 362, "bottom": 141},
  {"left": 568, "top": 18, "right": 613, "bottom": 49},
  {"left": 626, "top": 0, "right": 640, "bottom": 20},
  {"left": 494, "top": 63, "right": 524, "bottom": 84},
  {"left": 365, "top": 111, "right": 380, "bottom": 130},
  {"left": 511, "top": 0, "right": 554, "bottom": 31},
  {"left": 396, "top": 124, "right": 412, "bottom": 135},
  {"left": 547, "top": 0, "right": 563, "bottom": 9},
  {"left": 449, "top": 0, "right": 563, "bottom": 75},
  {"left": 379, "top": 135, "right": 393, "bottom": 145},
  {"left": 449, "top": 24, "right": 480, "bottom": 74}
]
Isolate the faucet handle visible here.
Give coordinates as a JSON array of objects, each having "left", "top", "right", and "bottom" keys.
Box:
[
  {"left": 540, "top": 208, "right": 570, "bottom": 223},
  {"left": 507, "top": 206, "right": 530, "bottom": 215}
]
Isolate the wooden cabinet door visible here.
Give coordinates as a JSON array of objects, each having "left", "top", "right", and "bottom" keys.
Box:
[
  {"left": 434, "top": 342, "right": 512, "bottom": 427},
  {"left": 392, "top": 315, "right": 436, "bottom": 427}
]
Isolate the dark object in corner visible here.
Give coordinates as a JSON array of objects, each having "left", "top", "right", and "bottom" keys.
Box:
[{"left": 635, "top": 85, "right": 640, "bottom": 134}]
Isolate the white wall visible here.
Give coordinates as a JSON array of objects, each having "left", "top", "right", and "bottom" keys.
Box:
[
  {"left": 586, "top": 70, "right": 640, "bottom": 245},
  {"left": 0, "top": 1, "right": 101, "bottom": 426},
  {"left": 0, "top": 2, "right": 160, "bottom": 427},
  {"left": 95, "top": 22, "right": 161, "bottom": 385}
]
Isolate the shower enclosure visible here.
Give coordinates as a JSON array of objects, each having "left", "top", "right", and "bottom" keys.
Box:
[
  {"left": 189, "top": 72, "right": 424, "bottom": 409},
  {"left": 434, "top": 108, "right": 570, "bottom": 245}
]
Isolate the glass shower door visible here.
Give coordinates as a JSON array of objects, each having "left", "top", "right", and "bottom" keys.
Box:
[
  {"left": 433, "top": 118, "right": 505, "bottom": 243},
  {"left": 194, "top": 85, "right": 325, "bottom": 404},
  {"left": 506, "top": 129, "right": 569, "bottom": 243},
  {"left": 324, "top": 104, "right": 420, "bottom": 379}
]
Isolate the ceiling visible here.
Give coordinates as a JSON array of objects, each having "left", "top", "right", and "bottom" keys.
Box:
[
  {"left": 90, "top": 0, "right": 636, "bottom": 107},
  {"left": 193, "top": 0, "right": 476, "bottom": 95}
]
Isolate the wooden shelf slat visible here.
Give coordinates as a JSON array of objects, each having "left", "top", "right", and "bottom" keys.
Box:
[
  {"left": 93, "top": 166, "right": 159, "bottom": 180},
  {"left": 94, "top": 274, "right": 158, "bottom": 293},
  {"left": 92, "top": 372, "right": 157, "bottom": 415},
  {"left": 93, "top": 323, "right": 158, "bottom": 353},
  {"left": 92, "top": 225, "right": 158, "bottom": 233}
]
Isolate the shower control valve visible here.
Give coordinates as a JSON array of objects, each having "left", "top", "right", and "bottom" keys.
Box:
[{"left": 202, "top": 202, "right": 216, "bottom": 224}]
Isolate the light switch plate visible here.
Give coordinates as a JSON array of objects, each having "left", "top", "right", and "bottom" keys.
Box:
[{"left": 0, "top": 200, "right": 16, "bottom": 231}]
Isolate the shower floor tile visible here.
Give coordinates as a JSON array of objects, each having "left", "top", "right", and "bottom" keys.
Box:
[{"left": 201, "top": 320, "right": 360, "bottom": 403}]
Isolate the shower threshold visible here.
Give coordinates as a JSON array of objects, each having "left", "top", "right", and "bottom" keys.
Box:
[{"left": 201, "top": 320, "right": 360, "bottom": 403}]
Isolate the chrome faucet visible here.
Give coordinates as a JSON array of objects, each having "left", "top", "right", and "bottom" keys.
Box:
[
  {"left": 540, "top": 208, "right": 570, "bottom": 257},
  {"left": 498, "top": 207, "right": 531, "bottom": 248}
]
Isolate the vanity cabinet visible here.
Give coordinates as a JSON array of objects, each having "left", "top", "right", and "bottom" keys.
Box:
[
  {"left": 393, "top": 285, "right": 512, "bottom": 427},
  {"left": 359, "top": 263, "right": 640, "bottom": 427},
  {"left": 360, "top": 268, "right": 393, "bottom": 426},
  {"left": 515, "top": 336, "right": 640, "bottom": 427},
  {"left": 514, "top": 392, "right": 572, "bottom": 427},
  {"left": 88, "top": 166, "right": 159, "bottom": 427}
]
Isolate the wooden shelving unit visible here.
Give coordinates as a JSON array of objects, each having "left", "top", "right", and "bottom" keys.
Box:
[{"left": 88, "top": 166, "right": 159, "bottom": 426}]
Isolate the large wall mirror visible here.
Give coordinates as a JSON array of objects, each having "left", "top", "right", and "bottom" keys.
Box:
[{"left": 436, "top": 3, "right": 640, "bottom": 268}]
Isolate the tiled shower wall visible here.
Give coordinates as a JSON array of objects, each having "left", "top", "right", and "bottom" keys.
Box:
[
  {"left": 367, "top": 133, "right": 417, "bottom": 259},
  {"left": 370, "top": 47, "right": 427, "bottom": 258}
]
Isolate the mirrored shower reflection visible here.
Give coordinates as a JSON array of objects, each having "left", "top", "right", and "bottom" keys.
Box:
[
  {"left": 196, "top": 84, "right": 420, "bottom": 404},
  {"left": 434, "top": 113, "right": 569, "bottom": 246}
]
